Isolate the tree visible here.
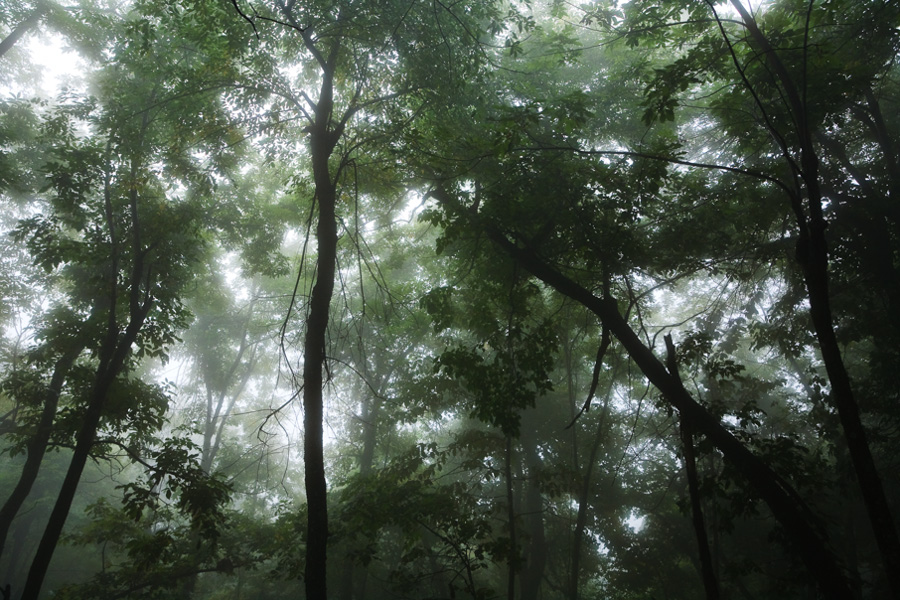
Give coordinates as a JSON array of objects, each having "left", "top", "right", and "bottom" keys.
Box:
[
  {"left": 625, "top": 0, "right": 900, "bottom": 593},
  {"left": 408, "top": 3, "right": 888, "bottom": 595},
  {"left": 226, "top": 0, "right": 510, "bottom": 595},
  {"left": 1, "top": 2, "right": 252, "bottom": 593},
  {"left": 0, "top": 1, "right": 51, "bottom": 59},
  {"left": 3, "top": 0, "right": 900, "bottom": 598}
]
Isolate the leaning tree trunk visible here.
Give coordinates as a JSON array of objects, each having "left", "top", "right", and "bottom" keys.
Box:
[
  {"left": 0, "top": 347, "right": 79, "bottom": 559},
  {"left": 20, "top": 307, "right": 151, "bottom": 600},
  {"left": 0, "top": 1, "right": 49, "bottom": 59},
  {"left": 20, "top": 148, "right": 154, "bottom": 600},
  {"left": 487, "top": 233, "right": 854, "bottom": 600}
]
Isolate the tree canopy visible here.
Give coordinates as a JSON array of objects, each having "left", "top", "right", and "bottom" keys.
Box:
[{"left": 1, "top": 1, "right": 899, "bottom": 599}]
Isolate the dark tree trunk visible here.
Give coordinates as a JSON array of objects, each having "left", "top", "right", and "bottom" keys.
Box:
[
  {"left": 519, "top": 443, "right": 547, "bottom": 600},
  {"left": 726, "top": 4, "right": 900, "bottom": 595},
  {"left": 274, "top": 6, "right": 348, "bottom": 596},
  {"left": 505, "top": 437, "right": 517, "bottom": 600},
  {"left": 571, "top": 395, "right": 611, "bottom": 600},
  {"left": 680, "top": 422, "right": 719, "bottom": 600},
  {"left": 21, "top": 135, "right": 154, "bottom": 600},
  {"left": 665, "top": 335, "right": 719, "bottom": 600},
  {"left": 337, "top": 388, "right": 380, "bottom": 600},
  {"left": 0, "top": 347, "right": 79, "bottom": 558},
  {"left": 301, "top": 52, "right": 341, "bottom": 600},
  {"left": 20, "top": 310, "right": 150, "bottom": 600},
  {"left": 488, "top": 233, "right": 854, "bottom": 600}
]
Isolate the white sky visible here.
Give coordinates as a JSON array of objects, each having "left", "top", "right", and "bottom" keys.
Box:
[{"left": 7, "top": 32, "right": 87, "bottom": 99}]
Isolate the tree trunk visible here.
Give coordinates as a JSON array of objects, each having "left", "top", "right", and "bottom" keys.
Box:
[
  {"left": 489, "top": 233, "right": 854, "bottom": 600},
  {"left": 0, "top": 2, "right": 48, "bottom": 59},
  {"left": 359, "top": 396, "right": 380, "bottom": 477},
  {"left": 504, "top": 437, "right": 517, "bottom": 600},
  {"left": 680, "top": 420, "right": 719, "bottom": 600},
  {"left": 20, "top": 310, "right": 150, "bottom": 600},
  {"left": 665, "top": 335, "right": 719, "bottom": 600},
  {"left": 0, "top": 347, "right": 79, "bottom": 558},
  {"left": 1, "top": 509, "right": 38, "bottom": 594},
  {"left": 301, "top": 54, "right": 342, "bottom": 600},
  {"left": 519, "top": 442, "right": 547, "bottom": 600},
  {"left": 337, "top": 390, "right": 380, "bottom": 600},
  {"left": 726, "top": 4, "right": 900, "bottom": 595},
  {"left": 20, "top": 145, "right": 154, "bottom": 599},
  {"left": 571, "top": 395, "right": 610, "bottom": 600}
]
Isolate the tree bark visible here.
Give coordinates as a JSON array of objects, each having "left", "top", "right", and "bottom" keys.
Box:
[
  {"left": 504, "top": 437, "right": 517, "bottom": 600},
  {"left": 680, "top": 420, "right": 719, "bottom": 600},
  {"left": 20, "top": 126, "right": 155, "bottom": 600},
  {"left": 20, "top": 308, "right": 150, "bottom": 600},
  {"left": 519, "top": 442, "right": 547, "bottom": 600},
  {"left": 488, "top": 232, "right": 854, "bottom": 600},
  {"left": 665, "top": 335, "right": 719, "bottom": 600},
  {"left": 726, "top": 4, "right": 900, "bottom": 596},
  {"left": 0, "top": 347, "right": 79, "bottom": 558},
  {"left": 301, "top": 50, "right": 342, "bottom": 600},
  {"left": 570, "top": 398, "right": 609, "bottom": 600}
]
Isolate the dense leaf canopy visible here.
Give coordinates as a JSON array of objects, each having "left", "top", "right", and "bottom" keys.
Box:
[{"left": 1, "top": 1, "right": 899, "bottom": 599}]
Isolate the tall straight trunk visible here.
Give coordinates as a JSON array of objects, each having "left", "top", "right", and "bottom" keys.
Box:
[
  {"left": 519, "top": 442, "right": 547, "bottom": 600},
  {"left": 276, "top": 4, "right": 347, "bottom": 594},
  {"left": 0, "top": 347, "right": 79, "bottom": 558},
  {"left": 488, "top": 233, "right": 854, "bottom": 600},
  {"left": 359, "top": 396, "right": 380, "bottom": 478},
  {"left": 681, "top": 421, "right": 719, "bottom": 600},
  {"left": 504, "top": 437, "right": 517, "bottom": 600},
  {"left": 301, "top": 52, "right": 341, "bottom": 600},
  {"left": 337, "top": 391, "right": 380, "bottom": 600},
  {"left": 200, "top": 311, "right": 255, "bottom": 475},
  {"left": 571, "top": 397, "right": 610, "bottom": 600},
  {"left": 666, "top": 335, "right": 719, "bottom": 600},
  {"left": 725, "top": 4, "right": 900, "bottom": 595}
]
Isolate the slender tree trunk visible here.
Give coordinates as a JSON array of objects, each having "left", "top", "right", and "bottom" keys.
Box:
[
  {"left": 0, "top": 347, "right": 79, "bottom": 558},
  {"left": 681, "top": 421, "right": 719, "bottom": 600},
  {"left": 354, "top": 396, "right": 379, "bottom": 599},
  {"left": 200, "top": 303, "right": 257, "bottom": 475},
  {"left": 301, "top": 53, "right": 342, "bottom": 600},
  {"left": 1, "top": 509, "right": 37, "bottom": 594},
  {"left": 571, "top": 395, "right": 610, "bottom": 600},
  {"left": 666, "top": 335, "right": 719, "bottom": 600},
  {"left": 0, "top": 2, "right": 48, "bottom": 59},
  {"left": 359, "top": 396, "right": 380, "bottom": 478},
  {"left": 337, "top": 391, "right": 380, "bottom": 600},
  {"left": 504, "top": 437, "right": 517, "bottom": 600},
  {"left": 21, "top": 135, "right": 154, "bottom": 600},
  {"left": 519, "top": 442, "right": 547, "bottom": 600},
  {"left": 20, "top": 312, "right": 149, "bottom": 600}
]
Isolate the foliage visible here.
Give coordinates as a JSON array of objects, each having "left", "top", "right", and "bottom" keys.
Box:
[{"left": 2, "top": 1, "right": 900, "bottom": 599}]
